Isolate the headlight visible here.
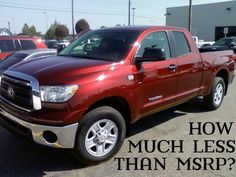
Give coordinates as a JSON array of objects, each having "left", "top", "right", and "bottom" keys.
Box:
[{"left": 40, "top": 85, "right": 78, "bottom": 103}]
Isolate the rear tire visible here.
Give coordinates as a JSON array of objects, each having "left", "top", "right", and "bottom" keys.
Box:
[
  {"left": 203, "top": 77, "right": 225, "bottom": 110},
  {"left": 72, "top": 106, "right": 126, "bottom": 165}
]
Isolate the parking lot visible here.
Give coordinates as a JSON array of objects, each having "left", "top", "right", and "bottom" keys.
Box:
[{"left": 0, "top": 79, "right": 235, "bottom": 177}]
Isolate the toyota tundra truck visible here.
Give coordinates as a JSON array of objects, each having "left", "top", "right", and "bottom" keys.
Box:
[{"left": 0, "top": 26, "right": 235, "bottom": 165}]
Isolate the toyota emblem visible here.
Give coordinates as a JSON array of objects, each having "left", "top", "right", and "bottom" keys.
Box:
[{"left": 7, "top": 87, "right": 15, "bottom": 97}]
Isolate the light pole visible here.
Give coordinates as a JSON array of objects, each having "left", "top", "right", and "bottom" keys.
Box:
[
  {"left": 7, "top": 21, "right": 11, "bottom": 32},
  {"left": 128, "top": 0, "right": 131, "bottom": 26},
  {"left": 43, "top": 11, "right": 48, "bottom": 32},
  {"left": 11, "top": 17, "right": 15, "bottom": 34},
  {"left": 72, "top": 0, "right": 75, "bottom": 38},
  {"left": 188, "top": 0, "right": 192, "bottom": 32},
  {"left": 132, "top": 8, "right": 136, "bottom": 25}
]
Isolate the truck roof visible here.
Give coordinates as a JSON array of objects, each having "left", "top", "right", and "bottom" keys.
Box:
[
  {"left": 0, "top": 35, "right": 42, "bottom": 40},
  {"left": 95, "top": 25, "right": 188, "bottom": 33}
]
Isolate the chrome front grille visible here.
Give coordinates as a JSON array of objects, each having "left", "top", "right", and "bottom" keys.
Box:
[{"left": 0, "top": 71, "right": 41, "bottom": 112}]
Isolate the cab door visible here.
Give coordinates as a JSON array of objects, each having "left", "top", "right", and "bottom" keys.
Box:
[
  {"left": 133, "top": 31, "right": 179, "bottom": 117},
  {"left": 171, "top": 31, "right": 203, "bottom": 101}
]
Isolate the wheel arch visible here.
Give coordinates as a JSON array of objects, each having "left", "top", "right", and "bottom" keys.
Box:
[
  {"left": 216, "top": 69, "right": 229, "bottom": 95},
  {"left": 84, "top": 96, "right": 132, "bottom": 133}
]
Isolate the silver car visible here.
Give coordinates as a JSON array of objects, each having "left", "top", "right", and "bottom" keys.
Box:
[
  {"left": 0, "top": 49, "right": 57, "bottom": 76},
  {"left": 0, "top": 49, "right": 57, "bottom": 86}
]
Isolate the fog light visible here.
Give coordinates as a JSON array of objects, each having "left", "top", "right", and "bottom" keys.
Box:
[{"left": 43, "top": 131, "right": 58, "bottom": 144}]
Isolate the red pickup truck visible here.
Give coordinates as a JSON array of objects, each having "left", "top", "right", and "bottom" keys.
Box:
[{"left": 0, "top": 26, "right": 235, "bottom": 165}]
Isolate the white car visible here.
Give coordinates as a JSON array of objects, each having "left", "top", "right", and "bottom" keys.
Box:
[
  {"left": 58, "top": 40, "right": 70, "bottom": 47},
  {"left": 192, "top": 36, "right": 214, "bottom": 48}
]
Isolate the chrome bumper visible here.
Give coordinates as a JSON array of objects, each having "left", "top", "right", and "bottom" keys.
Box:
[{"left": 0, "top": 107, "right": 78, "bottom": 148}]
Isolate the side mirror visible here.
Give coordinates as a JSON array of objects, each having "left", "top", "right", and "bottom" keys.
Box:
[
  {"left": 229, "top": 42, "right": 236, "bottom": 48},
  {"left": 135, "top": 48, "right": 166, "bottom": 64},
  {"left": 57, "top": 44, "right": 66, "bottom": 53}
]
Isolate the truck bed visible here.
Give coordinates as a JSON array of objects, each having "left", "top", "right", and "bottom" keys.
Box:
[{"left": 200, "top": 50, "right": 236, "bottom": 63}]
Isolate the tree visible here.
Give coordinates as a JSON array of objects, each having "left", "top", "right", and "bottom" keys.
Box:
[
  {"left": 21, "top": 23, "right": 41, "bottom": 36},
  {"left": 45, "top": 21, "right": 60, "bottom": 39},
  {"left": 22, "top": 23, "right": 29, "bottom": 35},
  {"left": 55, "top": 24, "right": 69, "bottom": 39},
  {"left": 29, "top": 25, "right": 37, "bottom": 35},
  {"left": 75, "top": 19, "right": 90, "bottom": 34}
]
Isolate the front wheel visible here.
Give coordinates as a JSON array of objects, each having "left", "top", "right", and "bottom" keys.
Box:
[
  {"left": 203, "top": 77, "right": 225, "bottom": 110},
  {"left": 72, "top": 106, "right": 126, "bottom": 165}
]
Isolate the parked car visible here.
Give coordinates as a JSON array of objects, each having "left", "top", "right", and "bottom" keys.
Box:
[
  {"left": 200, "top": 37, "right": 236, "bottom": 52},
  {"left": 45, "top": 40, "right": 58, "bottom": 49},
  {"left": 45, "top": 39, "right": 70, "bottom": 50},
  {"left": 0, "top": 35, "right": 47, "bottom": 60},
  {"left": 192, "top": 36, "right": 214, "bottom": 48},
  {"left": 0, "top": 49, "right": 56, "bottom": 76},
  {"left": 0, "top": 26, "right": 235, "bottom": 165},
  {"left": 56, "top": 39, "right": 71, "bottom": 53},
  {"left": 58, "top": 39, "right": 70, "bottom": 47}
]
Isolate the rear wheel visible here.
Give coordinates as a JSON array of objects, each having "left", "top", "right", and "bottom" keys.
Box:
[
  {"left": 203, "top": 77, "right": 225, "bottom": 110},
  {"left": 72, "top": 106, "right": 126, "bottom": 165}
]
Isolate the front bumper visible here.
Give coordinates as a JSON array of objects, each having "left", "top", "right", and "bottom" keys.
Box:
[{"left": 0, "top": 107, "right": 78, "bottom": 148}]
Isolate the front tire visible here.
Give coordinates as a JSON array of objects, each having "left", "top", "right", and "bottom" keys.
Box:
[
  {"left": 203, "top": 77, "right": 225, "bottom": 110},
  {"left": 72, "top": 106, "right": 126, "bottom": 165}
]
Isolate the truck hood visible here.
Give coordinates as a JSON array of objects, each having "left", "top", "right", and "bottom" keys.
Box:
[{"left": 7, "top": 55, "right": 113, "bottom": 85}]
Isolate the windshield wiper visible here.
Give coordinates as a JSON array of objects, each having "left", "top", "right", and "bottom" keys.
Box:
[
  {"left": 58, "top": 53, "right": 115, "bottom": 61},
  {"left": 58, "top": 54, "right": 88, "bottom": 58},
  {"left": 74, "top": 55, "right": 98, "bottom": 59}
]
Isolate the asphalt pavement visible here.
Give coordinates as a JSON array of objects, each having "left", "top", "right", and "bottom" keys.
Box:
[{"left": 0, "top": 79, "right": 236, "bottom": 177}]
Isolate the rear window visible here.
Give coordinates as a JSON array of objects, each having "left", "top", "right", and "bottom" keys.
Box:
[
  {"left": 173, "top": 32, "right": 191, "bottom": 57},
  {"left": 0, "top": 40, "right": 15, "bottom": 52},
  {"left": 20, "top": 40, "right": 36, "bottom": 50}
]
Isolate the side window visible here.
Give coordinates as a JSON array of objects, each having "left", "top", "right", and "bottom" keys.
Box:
[
  {"left": 20, "top": 40, "right": 36, "bottom": 50},
  {"left": 173, "top": 32, "right": 191, "bottom": 57},
  {"left": 136, "top": 31, "right": 171, "bottom": 59},
  {"left": 0, "top": 40, "right": 15, "bottom": 52}
]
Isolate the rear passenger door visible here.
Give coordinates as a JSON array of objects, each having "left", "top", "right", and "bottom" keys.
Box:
[
  {"left": 134, "top": 31, "right": 179, "bottom": 116},
  {"left": 172, "top": 31, "right": 203, "bottom": 101}
]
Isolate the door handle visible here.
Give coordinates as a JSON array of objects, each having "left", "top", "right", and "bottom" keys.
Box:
[{"left": 168, "top": 64, "right": 177, "bottom": 72}]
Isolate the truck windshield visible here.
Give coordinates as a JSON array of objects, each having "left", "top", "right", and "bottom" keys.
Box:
[{"left": 59, "top": 30, "right": 140, "bottom": 61}]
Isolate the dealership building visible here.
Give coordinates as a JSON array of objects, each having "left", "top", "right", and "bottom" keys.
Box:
[{"left": 165, "top": 1, "right": 236, "bottom": 41}]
